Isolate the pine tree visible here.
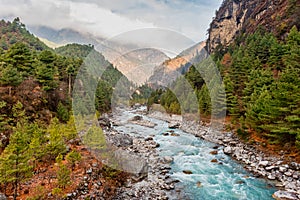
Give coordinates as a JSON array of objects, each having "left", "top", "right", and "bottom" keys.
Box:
[
  {"left": 46, "top": 118, "right": 67, "bottom": 160},
  {"left": 57, "top": 164, "right": 71, "bottom": 189},
  {"left": 0, "top": 123, "right": 32, "bottom": 200},
  {"left": 5, "top": 42, "right": 33, "bottom": 75},
  {"left": 66, "top": 150, "right": 81, "bottom": 170}
]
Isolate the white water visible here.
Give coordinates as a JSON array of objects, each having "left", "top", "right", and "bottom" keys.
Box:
[{"left": 112, "top": 107, "right": 276, "bottom": 200}]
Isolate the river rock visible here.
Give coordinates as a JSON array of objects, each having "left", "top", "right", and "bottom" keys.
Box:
[
  {"left": 196, "top": 181, "right": 202, "bottom": 188},
  {"left": 162, "top": 156, "right": 173, "bottom": 164},
  {"left": 162, "top": 132, "right": 169, "bottom": 136},
  {"left": 259, "top": 161, "right": 269, "bottom": 167},
  {"left": 267, "top": 174, "right": 276, "bottom": 180},
  {"left": 223, "top": 146, "right": 233, "bottom": 154},
  {"left": 265, "top": 166, "right": 276, "bottom": 171},
  {"left": 108, "top": 133, "right": 133, "bottom": 147},
  {"left": 113, "top": 149, "right": 148, "bottom": 181},
  {"left": 183, "top": 170, "right": 193, "bottom": 174},
  {"left": 168, "top": 122, "right": 180, "bottom": 129},
  {"left": 210, "top": 150, "right": 218, "bottom": 155},
  {"left": 273, "top": 190, "right": 298, "bottom": 200},
  {"left": 211, "top": 159, "right": 218, "bottom": 163},
  {"left": 131, "top": 115, "right": 143, "bottom": 121},
  {"left": 98, "top": 117, "right": 111, "bottom": 128},
  {"left": 279, "top": 166, "right": 287, "bottom": 173}
]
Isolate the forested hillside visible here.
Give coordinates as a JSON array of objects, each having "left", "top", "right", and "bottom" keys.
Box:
[
  {"left": 0, "top": 19, "right": 128, "bottom": 199},
  {"left": 0, "top": 18, "right": 49, "bottom": 51}
]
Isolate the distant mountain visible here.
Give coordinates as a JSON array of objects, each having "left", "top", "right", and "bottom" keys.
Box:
[
  {"left": 148, "top": 41, "right": 207, "bottom": 87},
  {"left": 102, "top": 47, "right": 169, "bottom": 85},
  {"left": 28, "top": 25, "right": 99, "bottom": 46},
  {"left": 0, "top": 18, "right": 49, "bottom": 50}
]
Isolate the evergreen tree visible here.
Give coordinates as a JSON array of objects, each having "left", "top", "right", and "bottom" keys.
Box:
[
  {"left": 0, "top": 122, "right": 32, "bottom": 200},
  {"left": 66, "top": 150, "right": 81, "bottom": 170},
  {"left": 46, "top": 118, "right": 67, "bottom": 160},
  {"left": 4, "top": 42, "right": 34, "bottom": 75},
  {"left": 57, "top": 164, "right": 71, "bottom": 189}
]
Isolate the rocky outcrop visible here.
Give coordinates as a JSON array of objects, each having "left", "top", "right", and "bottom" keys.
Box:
[{"left": 207, "top": 0, "right": 299, "bottom": 53}]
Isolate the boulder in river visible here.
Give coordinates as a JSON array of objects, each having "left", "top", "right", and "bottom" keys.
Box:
[
  {"left": 168, "top": 122, "right": 180, "bottom": 129},
  {"left": 210, "top": 150, "right": 218, "bottom": 155},
  {"left": 161, "top": 156, "right": 174, "bottom": 164},
  {"left": 196, "top": 181, "right": 202, "bottom": 188},
  {"left": 183, "top": 170, "right": 193, "bottom": 174},
  {"left": 131, "top": 115, "right": 143, "bottom": 121},
  {"left": 98, "top": 117, "right": 111, "bottom": 128},
  {"left": 108, "top": 133, "right": 133, "bottom": 147},
  {"left": 223, "top": 146, "right": 233, "bottom": 155}
]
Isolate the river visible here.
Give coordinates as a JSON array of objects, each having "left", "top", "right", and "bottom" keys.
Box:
[{"left": 112, "top": 107, "right": 276, "bottom": 200}]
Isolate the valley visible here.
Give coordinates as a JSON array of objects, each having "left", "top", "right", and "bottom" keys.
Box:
[{"left": 0, "top": 0, "right": 300, "bottom": 199}]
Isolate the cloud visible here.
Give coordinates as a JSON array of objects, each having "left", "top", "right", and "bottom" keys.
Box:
[
  {"left": 0, "top": 0, "right": 223, "bottom": 57},
  {"left": 0, "top": 0, "right": 222, "bottom": 42}
]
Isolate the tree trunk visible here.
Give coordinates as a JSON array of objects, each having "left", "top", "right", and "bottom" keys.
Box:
[
  {"left": 68, "top": 75, "right": 71, "bottom": 96},
  {"left": 13, "top": 179, "right": 17, "bottom": 200}
]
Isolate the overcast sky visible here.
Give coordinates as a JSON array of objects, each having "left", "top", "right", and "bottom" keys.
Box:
[{"left": 0, "top": 0, "right": 222, "bottom": 42}]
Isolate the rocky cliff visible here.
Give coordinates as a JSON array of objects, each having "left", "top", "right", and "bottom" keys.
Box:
[{"left": 207, "top": 0, "right": 300, "bottom": 53}]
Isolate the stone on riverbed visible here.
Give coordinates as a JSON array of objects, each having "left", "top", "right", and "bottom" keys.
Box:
[
  {"left": 132, "top": 115, "right": 143, "bottom": 121},
  {"left": 273, "top": 190, "right": 298, "bottom": 200},
  {"left": 223, "top": 146, "right": 233, "bottom": 154},
  {"left": 113, "top": 149, "right": 149, "bottom": 181},
  {"left": 183, "top": 170, "right": 193, "bottom": 174},
  {"left": 210, "top": 150, "right": 218, "bottom": 155},
  {"left": 196, "top": 181, "right": 202, "bottom": 188},
  {"left": 259, "top": 161, "right": 269, "bottom": 167},
  {"left": 168, "top": 122, "right": 180, "bottom": 129}
]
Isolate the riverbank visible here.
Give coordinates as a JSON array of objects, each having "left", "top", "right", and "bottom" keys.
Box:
[{"left": 147, "top": 110, "right": 300, "bottom": 200}]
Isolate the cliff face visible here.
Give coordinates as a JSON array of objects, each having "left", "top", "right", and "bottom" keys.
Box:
[{"left": 207, "top": 0, "right": 300, "bottom": 53}]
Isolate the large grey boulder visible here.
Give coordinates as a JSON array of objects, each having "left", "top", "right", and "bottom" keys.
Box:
[
  {"left": 113, "top": 149, "right": 148, "bottom": 181},
  {"left": 223, "top": 146, "right": 233, "bottom": 155},
  {"left": 168, "top": 122, "right": 180, "bottom": 129},
  {"left": 108, "top": 133, "right": 133, "bottom": 147}
]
